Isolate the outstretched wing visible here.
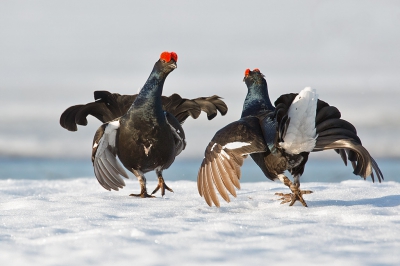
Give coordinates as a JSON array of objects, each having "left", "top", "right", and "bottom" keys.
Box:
[
  {"left": 92, "top": 120, "right": 129, "bottom": 191},
  {"left": 158, "top": 94, "right": 228, "bottom": 123},
  {"left": 192, "top": 95, "right": 228, "bottom": 121},
  {"left": 197, "top": 116, "right": 268, "bottom": 207},
  {"left": 313, "top": 117, "right": 384, "bottom": 182},
  {"left": 60, "top": 102, "right": 115, "bottom": 132},
  {"left": 60, "top": 91, "right": 136, "bottom": 131},
  {"left": 60, "top": 91, "right": 228, "bottom": 131}
]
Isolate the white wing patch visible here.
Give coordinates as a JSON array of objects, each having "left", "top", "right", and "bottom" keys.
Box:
[
  {"left": 223, "top": 142, "right": 251, "bottom": 150},
  {"left": 279, "top": 87, "right": 318, "bottom": 154},
  {"left": 93, "top": 120, "right": 129, "bottom": 191},
  {"left": 96, "top": 120, "right": 119, "bottom": 155},
  {"left": 211, "top": 143, "right": 217, "bottom": 151}
]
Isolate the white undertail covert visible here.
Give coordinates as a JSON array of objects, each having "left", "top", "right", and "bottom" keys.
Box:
[{"left": 279, "top": 87, "right": 318, "bottom": 154}]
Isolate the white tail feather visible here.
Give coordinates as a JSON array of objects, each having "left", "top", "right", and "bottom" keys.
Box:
[{"left": 279, "top": 87, "right": 318, "bottom": 154}]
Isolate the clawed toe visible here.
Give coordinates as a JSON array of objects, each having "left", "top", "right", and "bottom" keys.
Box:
[
  {"left": 275, "top": 192, "right": 292, "bottom": 204},
  {"left": 275, "top": 190, "right": 313, "bottom": 207},
  {"left": 152, "top": 179, "right": 174, "bottom": 197},
  {"left": 129, "top": 192, "right": 155, "bottom": 198}
]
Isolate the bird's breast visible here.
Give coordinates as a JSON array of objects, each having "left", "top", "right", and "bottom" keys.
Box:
[{"left": 116, "top": 123, "right": 176, "bottom": 173}]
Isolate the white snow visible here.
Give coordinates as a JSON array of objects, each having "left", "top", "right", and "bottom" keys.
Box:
[{"left": 1, "top": 179, "right": 399, "bottom": 265}]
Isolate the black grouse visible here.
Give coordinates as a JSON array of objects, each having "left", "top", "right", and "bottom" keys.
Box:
[
  {"left": 60, "top": 52, "right": 227, "bottom": 197},
  {"left": 197, "top": 68, "right": 383, "bottom": 207}
]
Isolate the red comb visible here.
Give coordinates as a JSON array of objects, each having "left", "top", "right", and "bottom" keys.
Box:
[
  {"left": 171, "top": 52, "right": 178, "bottom": 62},
  {"left": 253, "top": 68, "right": 260, "bottom": 72},
  {"left": 244, "top": 69, "right": 250, "bottom": 76},
  {"left": 160, "top": 51, "right": 178, "bottom": 62},
  {"left": 160, "top": 52, "right": 171, "bottom": 62}
]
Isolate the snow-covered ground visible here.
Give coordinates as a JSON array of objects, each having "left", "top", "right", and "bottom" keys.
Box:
[{"left": 1, "top": 179, "right": 399, "bottom": 266}]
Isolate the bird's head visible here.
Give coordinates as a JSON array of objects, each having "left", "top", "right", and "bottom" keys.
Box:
[
  {"left": 155, "top": 51, "right": 178, "bottom": 74},
  {"left": 243, "top": 68, "right": 266, "bottom": 87}
]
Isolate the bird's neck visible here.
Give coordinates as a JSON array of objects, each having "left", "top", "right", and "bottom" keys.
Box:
[
  {"left": 126, "top": 68, "right": 169, "bottom": 118},
  {"left": 241, "top": 80, "right": 274, "bottom": 118}
]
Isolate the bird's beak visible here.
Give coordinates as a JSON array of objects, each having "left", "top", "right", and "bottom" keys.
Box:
[{"left": 170, "top": 62, "right": 177, "bottom": 69}]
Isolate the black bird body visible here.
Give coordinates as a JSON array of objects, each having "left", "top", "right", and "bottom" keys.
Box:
[
  {"left": 117, "top": 114, "right": 176, "bottom": 174},
  {"left": 197, "top": 69, "right": 383, "bottom": 207},
  {"left": 116, "top": 62, "right": 177, "bottom": 175},
  {"left": 60, "top": 52, "right": 228, "bottom": 197}
]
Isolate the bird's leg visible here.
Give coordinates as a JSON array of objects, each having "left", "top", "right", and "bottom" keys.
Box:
[
  {"left": 275, "top": 174, "right": 312, "bottom": 207},
  {"left": 151, "top": 169, "right": 174, "bottom": 197},
  {"left": 129, "top": 169, "right": 155, "bottom": 198}
]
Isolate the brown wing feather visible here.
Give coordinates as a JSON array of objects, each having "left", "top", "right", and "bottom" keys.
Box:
[{"left": 197, "top": 117, "right": 268, "bottom": 207}]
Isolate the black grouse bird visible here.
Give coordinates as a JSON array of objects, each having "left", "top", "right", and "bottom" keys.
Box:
[
  {"left": 197, "top": 68, "right": 383, "bottom": 207},
  {"left": 60, "top": 52, "right": 227, "bottom": 197}
]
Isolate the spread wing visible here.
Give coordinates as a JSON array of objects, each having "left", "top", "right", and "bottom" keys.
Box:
[
  {"left": 313, "top": 100, "right": 383, "bottom": 182},
  {"left": 197, "top": 116, "right": 268, "bottom": 207},
  {"left": 191, "top": 95, "right": 228, "bottom": 121},
  {"left": 60, "top": 91, "right": 228, "bottom": 131},
  {"left": 313, "top": 124, "right": 384, "bottom": 182},
  {"left": 60, "top": 91, "right": 136, "bottom": 131},
  {"left": 92, "top": 120, "right": 129, "bottom": 191},
  {"left": 162, "top": 94, "right": 228, "bottom": 123}
]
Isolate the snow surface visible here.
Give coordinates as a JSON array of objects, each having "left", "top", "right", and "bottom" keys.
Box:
[{"left": 1, "top": 179, "right": 399, "bottom": 266}]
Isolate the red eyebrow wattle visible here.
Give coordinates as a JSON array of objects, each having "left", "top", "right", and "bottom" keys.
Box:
[
  {"left": 171, "top": 52, "right": 178, "bottom": 62},
  {"left": 160, "top": 51, "right": 178, "bottom": 62},
  {"left": 160, "top": 51, "right": 172, "bottom": 62}
]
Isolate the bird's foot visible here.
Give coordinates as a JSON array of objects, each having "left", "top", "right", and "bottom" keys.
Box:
[
  {"left": 129, "top": 189, "right": 155, "bottom": 198},
  {"left": 275, "top": 184, "right": 312, "bottom": 207},
  {"left": 151, "top": 179, "right": 174, "bottom": 197}
]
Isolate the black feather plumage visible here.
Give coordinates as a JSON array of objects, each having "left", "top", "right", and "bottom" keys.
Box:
[
  {"left": 197, "top": 68, "right": 383, "bottom": 208},
  {"left": 60, "top": 91, "right": 227, "bottom": 131},
  {"left": 60, "top": 52, "right": 228, "bottom": 198}
]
